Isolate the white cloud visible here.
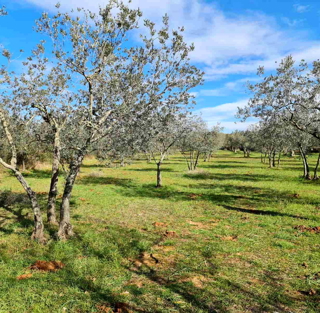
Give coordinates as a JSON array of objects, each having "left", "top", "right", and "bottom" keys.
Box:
[
  {"left": 204, "top": 43, "right": 320, "bottom": 79},
  {"left": 193, "top": 99, "right": 257, "bottom": 132},
  {"left": 199, "top": 77, "right": 260, "bottom": 97},
  {"left": 294, "top": 4, "right": 310, "bottom": 13}
]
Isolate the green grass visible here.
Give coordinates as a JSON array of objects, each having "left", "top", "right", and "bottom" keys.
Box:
[{"left": 0, "top": 151, "right": 319, "bottom": 312}]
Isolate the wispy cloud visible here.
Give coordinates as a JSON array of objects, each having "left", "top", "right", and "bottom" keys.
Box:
[
  {"left": 294, "top": 4, "right": 310, "bottom": 13},
  {"left": 193, "top": 99, "right": 257, "bottom": 132}
]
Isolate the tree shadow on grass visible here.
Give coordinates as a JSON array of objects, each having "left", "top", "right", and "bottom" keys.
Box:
[
  {"left": 1, "top": 212, "right": 316, "bottom": 312},
  {"left": 0, "top": 191, "right": 35, "bottom": 234},
  {"left": 184, "top": 172, "right": 279, "bottom": 182},
  {"left": 84, "top": 226, "right": 307, "bottom": 312},
  {"left": 221, "top": 205, "right": 309, "bottom": 220},
  {"left": 77, "top": 176, "right": 133, "bottom": 187},
  {"left": 23, "top": 169, "right": 53, "bottom": 179},
  {"left": 214, "top": 161, "right": 248, "bottom": 164},
  {"left": 0, "top": 190, "right": 54, "bottom": 236},
  {"left": 201, "top": 164, "right": 252, "bottom": 169},
  {"left": 126, "top": 167, "right": 176, "bottom": 172},
  {"left": 58, "top": 226, "right": 227, "bottom": 312},
  {"left": 117, "top": 182, "right": 316, "bottom": 220}
]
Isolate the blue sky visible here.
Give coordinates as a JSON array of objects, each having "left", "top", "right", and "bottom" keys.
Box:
[{"left": 1, "top": 0, "right": 320, "bottom": 132}]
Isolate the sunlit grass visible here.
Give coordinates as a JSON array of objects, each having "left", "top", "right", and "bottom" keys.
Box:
[{"left": 0, "top": 151, "right": 319, "bottom": 312}]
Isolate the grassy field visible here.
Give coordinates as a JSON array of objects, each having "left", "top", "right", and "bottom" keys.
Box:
[{"left": 0, "top": 151, "right": 319, "bottom": 313}]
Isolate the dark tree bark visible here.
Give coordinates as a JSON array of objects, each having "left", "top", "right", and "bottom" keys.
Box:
[
  {"left": 57, "top": 152, "right": 84, "bottom": 240},
  {"left": 272, "top": 151, "right": 276, "bottom": 167},
  {"left": 194, "top": 151, "right": 201, "bottom": 170},
  {"left": 277, "top": 152, "right": 281, "bottom": 167},
  {"left": 313, "top": 152, "right": 320, "bottom": 180},
  {"left": 299, "top": 145, "right": 311, "bottom": 180},
  {"left": 268, "top": 150, "right": 275, "bottom": 168},
  {"left": 156, "top": 162, "right": 162, "bottom": 188},
  {"left": 14, "top": 170, "right": 45, "bottom": 242},
  {"left": 47, "top": 129, "right": 61, "bottom": 225}
]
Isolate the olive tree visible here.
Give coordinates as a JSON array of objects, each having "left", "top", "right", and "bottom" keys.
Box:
[
  {"left": 179, "top": 119, "right": 223, "bottom": 170},
  {"left": 203, "top": 126, "right": 225, "bottom": 162},
  {"left": 35, "top": 1, "right": 203, "bottom": 238},
  {"left": 141, "top": 115, "right": 192, "bottom": 187}
]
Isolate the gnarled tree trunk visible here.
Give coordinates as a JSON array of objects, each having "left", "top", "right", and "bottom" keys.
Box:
[
  {"left": 272, "top": 151, "right": 276, "bottom": 167},
  {"left": 57, "top": 152, "right": 84, "bottom": 240},
  {"left": 277, "top": 152, "right": 281, "bottom": 167},
  {"left": 47, "top": 129, "right": 61, "bottom": 225},
  {"left": 299, "top": 145, "right": 311, "bottom": 180},
  {"left": 313, "top": 152, "right": 320, "bottom": 180},
  {"left": 14, "top": 170, "right": 45, "bottom": 242},
  {"left": 194, "top": 151, "right": 201, "bottom": 170}
]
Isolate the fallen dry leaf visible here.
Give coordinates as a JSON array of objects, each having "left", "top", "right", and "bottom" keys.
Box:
[
  {"left": 17, "top": 273, "right": 33, "bottom": 280},
  {"left": 30, "top": 260, "right": 65, "bottom": 272}
]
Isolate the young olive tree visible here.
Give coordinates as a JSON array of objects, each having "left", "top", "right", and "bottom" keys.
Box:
[
  {"left": 225, "top": 131, "right": 244, "bottom": 153},
  {"left": 179, "top": 118, "right": 224, "bottom": 170},
  {"left": 203, "top": 126, "right": 225, "bottom": 162},
  {"left": 179, "top": 118, "right": 207, "bottom": 171},
  {"left": 36, "top": 1, "right": 203, "bottom": 238},
  {"left": 142, "top": 115, "right": 192, "bottom": 187}
]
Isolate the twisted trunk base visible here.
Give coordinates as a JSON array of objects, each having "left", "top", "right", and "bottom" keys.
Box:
[{"left": 57, "top": 153, "right": 84, "bottom": 240}]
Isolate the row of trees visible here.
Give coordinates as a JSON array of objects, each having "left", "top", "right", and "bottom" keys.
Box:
[
  {"left": 225, "top": 125, "right": 320, "bottom": 178},
  {"left": 223, "top": 59, "right": 320, "bottom": 180}
]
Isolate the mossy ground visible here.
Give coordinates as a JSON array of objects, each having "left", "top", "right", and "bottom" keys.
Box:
[{"left": 0, "top": 151, "right": 319, "bottom": 312}]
